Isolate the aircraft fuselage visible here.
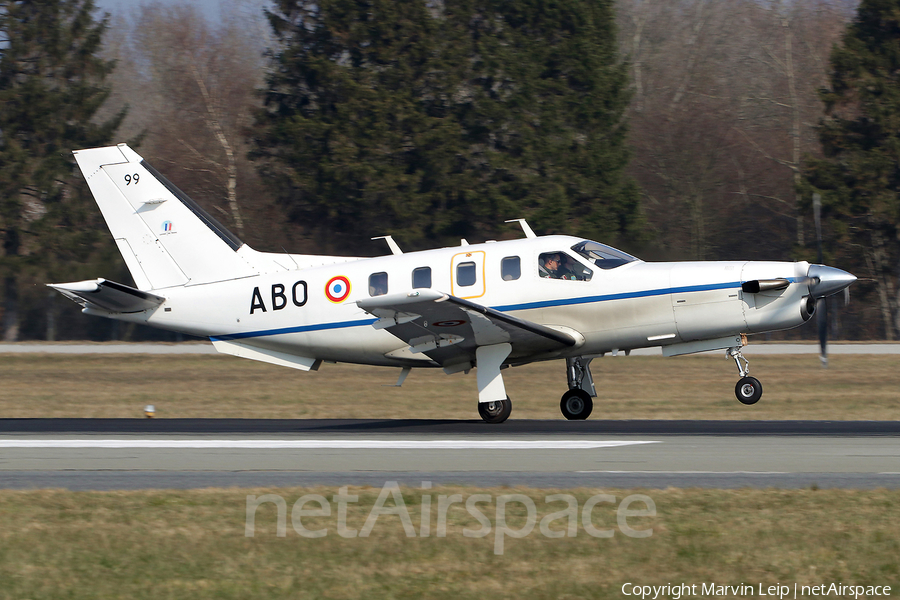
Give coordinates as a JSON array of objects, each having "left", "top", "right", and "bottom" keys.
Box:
[{"left": 100, "top": 235, "right": 812, "bottom": 367}]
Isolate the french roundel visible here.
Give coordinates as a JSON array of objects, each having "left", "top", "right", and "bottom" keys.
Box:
[{"left": 325, "top": 276, "right": 351, "bottom": 303}]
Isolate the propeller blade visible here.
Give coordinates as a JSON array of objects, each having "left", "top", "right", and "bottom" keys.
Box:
[{"left": 816, "top": 297, "right": 828, "bottom": 368}]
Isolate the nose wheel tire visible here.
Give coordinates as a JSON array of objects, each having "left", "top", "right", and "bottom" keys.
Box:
[
  {"left": 478, "top": 398, "right": 512, "bottom": 424},
  {"left": 560, "top": 389, "right": 593, "bottom": 420},
  {"left": 735, "top": 376, "right": 763, "bottom": 405}
]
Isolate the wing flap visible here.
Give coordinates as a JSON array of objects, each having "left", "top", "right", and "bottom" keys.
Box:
[
  {"left": 48, "top": 279, "right": 165, "bottom": 313},
  {"left": 358, "top": 290, "right": 576, "bottom": 366}
]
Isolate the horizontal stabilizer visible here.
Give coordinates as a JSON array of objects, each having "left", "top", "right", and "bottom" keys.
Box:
[{"left": 48, "top": 279, "right": 165, "bottom": 313}]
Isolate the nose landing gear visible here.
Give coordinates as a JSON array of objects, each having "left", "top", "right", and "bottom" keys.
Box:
[
  {"left": 728, "top": 344, "right": 762, "bottom": 405},
  {"left": 735, "top": 377, "right": 762, "bottom": 405}
]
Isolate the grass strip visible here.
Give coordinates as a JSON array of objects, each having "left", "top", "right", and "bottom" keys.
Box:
[
  {"left": 0, "top": 486, "right": 897, "bottom": 599},
  {"left": 0, "top": 354, "right": 897, "bottom": 420}
]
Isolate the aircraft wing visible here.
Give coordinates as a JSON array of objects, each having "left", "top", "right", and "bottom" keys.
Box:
[
  {"left": 48, "top": 278, "right": 165, "bottom": 313},
  {"left": 357, "top": 290, "right": 576, "bottom": 368}
]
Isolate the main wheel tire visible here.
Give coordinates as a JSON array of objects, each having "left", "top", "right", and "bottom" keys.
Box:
[
  {"left": 478, "top": 398, "right": 512, "bottom": 424},
  {"left": 560, "top": 389, "right": 593, "bottom": 420},
  {"left": 735, "top": 376, "right": 763, "bottom": 405}
]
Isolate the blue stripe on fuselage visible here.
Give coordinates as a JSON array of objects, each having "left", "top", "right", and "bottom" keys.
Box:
[
  {"left": 210, "top": 280, "right": 749, "bottom": 342},
  {"left": 492, "top": 281, "right": 743, "bottom": 312},
  {"left": 211, "top": 317, "right": 378, "bottom": 342}
]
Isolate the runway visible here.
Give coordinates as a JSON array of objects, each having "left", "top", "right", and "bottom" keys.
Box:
[{"left": 1, "top": 419, "right": 898, "bottom": 490}]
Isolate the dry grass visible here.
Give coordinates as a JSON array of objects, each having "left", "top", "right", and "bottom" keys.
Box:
[
  {"left": 0, "top": 486, "right": 897, "bottom": 599},
  {"left": 0, "top": 353, "right": 897, "bottom": 420}
]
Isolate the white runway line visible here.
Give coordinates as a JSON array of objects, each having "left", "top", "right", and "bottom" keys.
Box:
[
  {"left": 0, "top": 439, "right": 659, "bottom": 450},
  {"left": 577, "top": 470, "right": 789, "bottom": 474}
]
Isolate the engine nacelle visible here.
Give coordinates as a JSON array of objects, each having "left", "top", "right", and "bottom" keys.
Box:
[{"left": 800, "top": 295, "right": 816, "bottom": 322}]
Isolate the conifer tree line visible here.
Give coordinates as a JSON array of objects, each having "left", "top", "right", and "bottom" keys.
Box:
[{"left": 0, "top": 0, "right": 897, "bottom": 340}]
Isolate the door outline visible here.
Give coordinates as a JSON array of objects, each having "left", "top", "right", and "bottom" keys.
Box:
[{"left": 451, "top": 251, "right": 486, "bottom": 299}]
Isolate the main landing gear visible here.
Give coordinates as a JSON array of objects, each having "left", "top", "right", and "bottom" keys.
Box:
[
  {"left": 560, "top": 389, "right": 593, "bottom": 420},
  {"left": 476, "top": 343, "right": 513, "bottom": 424},
  {"left": 478, "top": 398, "right": 512, "bottom": 424},
  {"left": 728, "top": 345, "right": 762, "bottom": 405},
  {"left": 560, "top": 356, "right": 596, "bottom": 420},
  {"left": 473, "top": 347, "right": 599, "bottom": 423}
]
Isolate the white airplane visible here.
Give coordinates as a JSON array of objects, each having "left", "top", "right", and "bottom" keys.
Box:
[{"left": 50, "top": 144, "right": 857, "bottom": 423}]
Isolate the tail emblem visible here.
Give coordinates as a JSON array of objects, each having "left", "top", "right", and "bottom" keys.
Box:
[{"left": 325, "top": 276, "right": 351, "bottom": 303}]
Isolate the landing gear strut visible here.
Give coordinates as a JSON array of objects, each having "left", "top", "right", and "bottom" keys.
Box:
[
  {"left": 475, "top": 343, "right": 513, "bottom": 423},
  {"left": 560, "top": 356, "right": 596, "bottom": 420},
  {"left": 728, "top": 345, "right": 762, "bottom": 405}
]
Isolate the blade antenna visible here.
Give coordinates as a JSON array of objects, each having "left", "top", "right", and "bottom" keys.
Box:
[{"left": 505, "top": 219, "right": 537, "bottom": 239}]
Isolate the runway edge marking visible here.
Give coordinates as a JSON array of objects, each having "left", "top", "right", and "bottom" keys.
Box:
[{"left": 0, "top": 439, "right": 660, "bottom": 450}]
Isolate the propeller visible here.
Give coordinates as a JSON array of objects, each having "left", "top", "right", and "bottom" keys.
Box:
[
  {"left": 744, "top": 196, "right": 854, "bottom": 367},
  {"left": 813, "top": 193, "right": 827, "bottom": 367}
]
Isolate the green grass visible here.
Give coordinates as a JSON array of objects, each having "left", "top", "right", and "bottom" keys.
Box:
[
  {"left": 0, "top": 486, "right": 897, "bottom": 599},
  {"left": 0, "top": 353, "right": 897, "bottom": 420}
]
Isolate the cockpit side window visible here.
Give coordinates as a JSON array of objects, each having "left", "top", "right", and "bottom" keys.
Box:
[
  {"left": 570, "top": 240, "right": 638, "bottom": 270},
  {"left": 539, "top": 252, "right": 593, "bottom": 281}
]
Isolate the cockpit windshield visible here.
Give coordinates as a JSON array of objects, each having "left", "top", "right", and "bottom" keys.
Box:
[{"left": 570, "top": 240, "right": 639, "bottom": 270}]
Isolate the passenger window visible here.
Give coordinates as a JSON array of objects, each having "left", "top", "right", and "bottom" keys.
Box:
[
  {"left": 457, "top": 261, "right": 477, "bottom": 287},
  {"left": 412, "top": 267, "right": 432, "bottom": 289},
  {"left": 501, "top": 256, "right": 520, "bottom": 281},
  {"left": 369, "top": 272, "right": 388, "bottom": 296},
  {"left": 539, "top": 252, "right": 593, "bottom": 281}
]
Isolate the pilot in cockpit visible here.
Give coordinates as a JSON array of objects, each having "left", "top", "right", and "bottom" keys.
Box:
[
  {"left": 557, "top": 255, "right": 580, "bottom": 280},
  {"left": 539, "top": 253, "right": 562, "bottom": 278}
]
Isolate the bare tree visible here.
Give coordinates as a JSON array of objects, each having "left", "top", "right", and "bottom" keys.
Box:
[
  {"left": 618, "top": 0, "right": 854, "bottom": 264},
  {"left": 102, "top": 2, "right": 295, "bottom": 251}
]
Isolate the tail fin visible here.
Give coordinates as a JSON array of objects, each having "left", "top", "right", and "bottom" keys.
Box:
[{"left": 73, "top": 144, "right": 258, "bottom": 290}]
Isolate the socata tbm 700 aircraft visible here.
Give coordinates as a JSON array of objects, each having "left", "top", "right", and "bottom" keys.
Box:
[{"left": 51, "top": 144, "right": 857, "bottom": 423}]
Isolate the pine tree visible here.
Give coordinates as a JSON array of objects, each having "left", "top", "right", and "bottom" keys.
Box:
[
  {"left": 0, "top": 0, "right": 123, "bottom": 340},
  {"left": 253, "top": 0, "right": 643, "bottom": 252},
  {"left": 800, "top": 0, "right": 900, "bottom": 340}
]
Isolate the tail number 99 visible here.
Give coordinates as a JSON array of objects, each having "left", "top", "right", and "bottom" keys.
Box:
[{"left": 124, "top": 173, "right": 140, "bottom": 185}]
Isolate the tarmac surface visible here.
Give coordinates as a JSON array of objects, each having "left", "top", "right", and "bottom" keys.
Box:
[
  {"left": 2, "top": 343, "right": 896, "bottom": 491},
  {"left": 2, "top": 419, "right": 898, "bottom": 490}
]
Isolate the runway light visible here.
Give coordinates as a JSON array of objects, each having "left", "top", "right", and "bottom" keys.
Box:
[{"left": 144, "top": 405, "right": 155, "bottom": 419}]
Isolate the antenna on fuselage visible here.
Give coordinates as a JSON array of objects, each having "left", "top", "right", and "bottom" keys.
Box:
[
  {"left": 505, "top": 218, "right": 537, "bottom": 238},
  {"left": 372, "top": 235, "right": 403, "bottom": 255}
]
